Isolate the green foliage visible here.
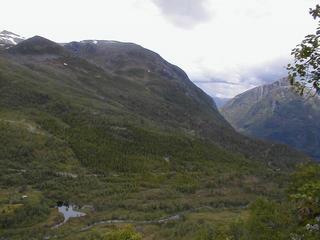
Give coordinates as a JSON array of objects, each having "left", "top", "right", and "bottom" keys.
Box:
[
  {"left": 173, "top": 174, "right": 199, "bottom": 194},
  {"left": 228, "top": 219, "right": 246, "bottom": 240},
  {"left": 230, "top": 164, "right": 320, "bottom": 240},
  {"left": 288, "top": 4, "right": 320, "bottom": 95},
  {"left": 195, "top": 224, "right": 216, "bottom": 240},
  {"left": 103, "top": 225, "right": 142, "bottom": 240},
  {"left": 227, "top": 198, "right": 296, "bottom": 239},
  {"left": 0, "top": 197, "right": 50, "bottom": 228},
  {"left": 244, "top": 198, "right": 294, "bottom": 240},
  {"left": 290, "top": 164, "right": 320, "bottom": 224}
]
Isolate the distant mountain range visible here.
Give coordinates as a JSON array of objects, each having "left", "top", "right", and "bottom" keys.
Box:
[{"left": 222, "top": 78, "right": 320, "bottom": 160}]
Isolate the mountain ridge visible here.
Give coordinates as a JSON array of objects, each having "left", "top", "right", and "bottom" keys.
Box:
[
  {"left": 1, "top": 34, "right": 310, "bottom": 167},
  {"left": 7, "top": 35, "right": 68, "bottom": 55},
  {"left": 222, "top": 78, "right": 320, "bottom": 160},
  {"left": 0, "top": 30, "right": 25, "bottom": 47},
  {"left": 0, "top": 32, "right": 311, "bottom": 239}
]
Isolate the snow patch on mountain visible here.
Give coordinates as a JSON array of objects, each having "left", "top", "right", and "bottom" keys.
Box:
[{"left": 0, "top": 30, "right": 25, "bottom": 46}]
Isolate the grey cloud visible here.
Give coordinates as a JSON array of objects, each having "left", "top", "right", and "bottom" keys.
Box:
[
  {"left": 241, "top": 60, "right": 287, "bottom": 86},
  {"left": 152, "top": 0, "right": 211, "bottom": 28},
  {"left": 192, "top": 58, "right": 288, "bottom": 98}
]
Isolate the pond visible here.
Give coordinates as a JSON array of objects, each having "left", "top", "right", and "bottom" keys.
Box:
[
  {"left": 52, "top": 204, "right": 86, "bottom": 228},
  {"left": 58, "top": 205, "right": 86, "bottom": 222}
]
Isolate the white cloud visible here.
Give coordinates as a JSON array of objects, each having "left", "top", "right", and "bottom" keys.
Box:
[
  {"left": 151, "top": 0, "right": 212, "bottom": 28},
  {"left": 0, "top": 0, "right": 319, "bottom": 97}
]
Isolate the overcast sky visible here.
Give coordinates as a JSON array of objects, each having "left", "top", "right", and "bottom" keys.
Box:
[{"left": 1, "top": 0, "right": 318, "bottom": 98}]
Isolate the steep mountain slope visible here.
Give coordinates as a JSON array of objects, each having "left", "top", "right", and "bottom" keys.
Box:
[
  {"left": 64, "top": 40, "right": 223, "bottom": 124},
  {"left": 0, "top": 36, "right": 310, "bottom": 239},
  {"left": 221, "top": 79, "right": 320, "bottom": 160},
  {"left": 63, "top": 40, "right": 308, "bottom": 167},
  {"left": 0, "top": 35, "right": 309, "bottom": 178}
]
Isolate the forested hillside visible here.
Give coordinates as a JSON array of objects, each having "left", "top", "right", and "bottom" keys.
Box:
[{"left": 0, "top": 36, "right": 309, "bottom": 239}]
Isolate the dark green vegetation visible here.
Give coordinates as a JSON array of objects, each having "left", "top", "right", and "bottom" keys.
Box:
[
  {"left": 0, "top": 36, "right": 309, "bottom": 239},
  {"left": 229, "top": 163, "right": 320, "bottom": 240},
  {"left": 221, "top": 79, "right": 320, "bottom": 160}
]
